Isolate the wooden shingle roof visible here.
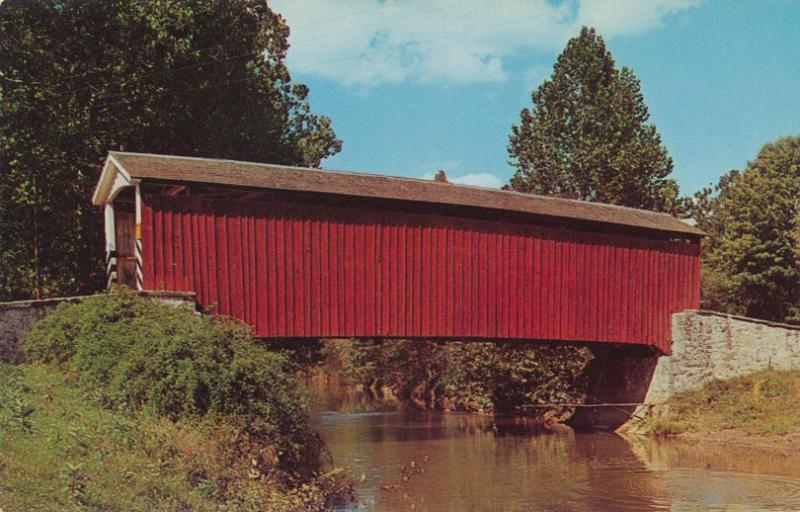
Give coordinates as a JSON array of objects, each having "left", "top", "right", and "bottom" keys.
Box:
[{"left": 93, "top": 151, "right": 703, "bottom": 238}]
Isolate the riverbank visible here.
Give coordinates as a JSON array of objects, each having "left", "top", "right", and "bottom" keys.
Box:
[
  {"left": 0, "top": 364, "right": 353, "bottom": 510},
  {"left": 630, "top": 370, "right": 800, "bottom": 454},
  {"left": 1, "top": 289, "right": 354, "bottom": 511}
]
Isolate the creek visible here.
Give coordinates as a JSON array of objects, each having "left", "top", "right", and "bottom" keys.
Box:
[{"left": 311, "top": 378, "right": 800, "bottom": 511}]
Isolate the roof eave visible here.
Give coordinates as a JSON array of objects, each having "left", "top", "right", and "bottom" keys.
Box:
[{"left": 92, "top": 153, "right": 132, "bottom": 205}]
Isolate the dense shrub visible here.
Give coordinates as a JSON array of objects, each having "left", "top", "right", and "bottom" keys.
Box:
[
  {"left": 0, "top": 364, "right": 353, "bottom": 511},
  {"left": 328, "top": 339, "right": 592, "bottom": 416},
  {"left": 24, "top": 287, "right": 323, "bottom": 474}
]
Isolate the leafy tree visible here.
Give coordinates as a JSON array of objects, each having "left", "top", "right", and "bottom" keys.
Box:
[
  {"left": 0, "top": 0, "right": 341, "bottom": 300},
  {"left": 508, "top": 27, "right": 677, "bottom": 212},
  {"left": 696, "top": 136, "right": 800, "bottom": 322}
]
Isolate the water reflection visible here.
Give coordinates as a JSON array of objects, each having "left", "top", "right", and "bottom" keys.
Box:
[{"left": 311, "top": 378, "right": 800, "bottom": 511}]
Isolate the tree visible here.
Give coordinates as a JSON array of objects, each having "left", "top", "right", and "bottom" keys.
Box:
[
  {"left": 0, "top": 0, "right": 341, "bottom": 300},
  {"left": 508, "top": 27, "right": 677, "bottom": 212},
  {"left": 696, "top": 136, "right": 800, "bottom": 322}
]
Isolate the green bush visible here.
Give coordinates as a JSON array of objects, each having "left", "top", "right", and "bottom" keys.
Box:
[
  {"left": 24, "top": 287, "right": 323, "bottom": 474},
  {"left": 0, "top": 364, "right": 354, "bottom": 511}
]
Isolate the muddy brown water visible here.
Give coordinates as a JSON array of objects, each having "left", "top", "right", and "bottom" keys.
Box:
[{"left": 311, "top": 380, "right": 800, "bottom": 511}]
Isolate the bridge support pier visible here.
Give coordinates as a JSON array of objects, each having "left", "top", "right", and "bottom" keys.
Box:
[{"left": 567, "top": 345, "right": 660, "bottom": 431}]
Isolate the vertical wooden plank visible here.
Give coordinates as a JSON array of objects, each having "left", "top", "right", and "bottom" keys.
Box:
[
  {"left": 498, "top": 230, "right": 514, "bottom": 338},
  {"left": 205, "top": 207, "right": 218, "bottom": 316},
  {"left": 247, "top": 212, "right": 256, "bottom": 328},
  {"left": 444, "top": 224, "right": 454, "bottom": 336},
  {"left": 265, "top": 212, "right": 276, "bottom": 336},
  {"left": 486, "top": 230, "right": 497, "bottom": 338},
  {"left": 553, "top": 234, "right": 563, "bottom": 340},
  {"left": 583, "top": 234, "right": 593, "bottom": 341},
  {"left": 284, "top": 213, "right": 295, "bottom": 336},
  {"left": 243, "top": 213, "right": 251, "bottom": 329},
  {"left": 467, "top": 224, "right": 477, "bottom": 336},
  {"left": 397, "top": 221, "right": 407, "bottom": 337},
  {"left": 181, "top": 208, "right": 193, "bottom": 293},
  {"left": 530, "top": 231, "right": 540, "bottom": 339},
  {"left": 195, "top": 205, "right": 208, "bottom": 309},
  {"left": 385, "top": 220, "right": 395, "bottom": 336},
  {"left": 518, "top": 229, "right": 527, "bottom": 339},
  {"left": 691, "top": 243, "right": 700, "bottom": 308},
  {"left": 226, "top": 214, "right": 241, "bottom": 322},
  {"left": 249, "top": 214, "right": 258, "bottom": 333},
  {"left": 189, "top": 208, "right": 201, "bottom": 307},
  {"left": 538, "top": 231, "right": 549, "bottom": 340},
  {"left": 274, "top": 212, "right": 286, "bottom": 336},
  {"left": 414, "top": 223, "right": 423, "bottom": 336},
  {"left": 654, "top": 247, "right": 664, "bottom": 349},
  {"left": 238, "top": 213, "right": 249, "bottom": 324},
  {"left": 364, "top": 219, "right": 375, "bottom": 336},
  {"left": 606, "top": 239, "right": 616, "bottom": 341},
  {"left": 162, "top": 207, "right": 174, "bottom": 290},
  {"left": 328, "top": 217, "right": 340, "bottom": 336},
  {"left": 255, "top": 213, "right": 267, "bottom": 336},
  {"left": 212, "top": 210, "right": 227, "bottom": 315},
  {"left": 574, "top": 234, "right": 584, "bottom": 341},
  {"left": 461, "top": 224, "right": 471, "bottom": 336},
  {"left": 303, "top": 217, "right": 313, "bottom": 336},
  {"left": 341, "top": 216, "right": 352, "bottom": 336},
  {"left": 150, "top": 202, "right": 164, "bottom": 290},
  {"left": 642, "top": 242, "right": 652, "bottom": 345},
  {"left": 290, "top": 216, "right": 302, "bottom": 336},
  {"left": 172, "top": 207, "right": 184, "bottom": 291},
  {"left": 477, "top": 229, "right": 487, "bottom": 337},
  {"left": 375, "top": 217, "right": 385, "bottom": 336},
  {"left": 594, "top": 238, "right": 605, "bottom": 342},
  {"left": 420, "top": 222, "right": 431, "bottom": 336},
  {"left": 498, "top": 230, "right": 508, "bottom": 339},
  {"left": 452, "top": 224, "right": 463, "bottom": 338},
  {"left": 439, "top": 222, "right": 449, "bottom": 336},
  {"left": 318, "top": 216, "right": 330, "bottom": 337}
]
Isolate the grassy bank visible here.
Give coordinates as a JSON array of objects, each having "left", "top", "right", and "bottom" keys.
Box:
[
  {"left": 0, "top": 364, "right": 349, "bottom": 511},
  {"left": 638, "top": 370, "right": 800, "bottom": 439},
  {"left": 1, "top": 288, "right": 352, "bottom": 511}
]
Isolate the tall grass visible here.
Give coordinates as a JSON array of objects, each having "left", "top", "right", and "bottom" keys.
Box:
[{"left": 640, "top": 370, "right": 800, "bottom": 436}]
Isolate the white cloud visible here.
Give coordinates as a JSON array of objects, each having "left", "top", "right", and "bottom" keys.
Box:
[
  {"left": 271, "top": 0, "right": 703, "bottom": 87},
  {"left": 421, "top": 171, "right": 504, "bottom": 188}
]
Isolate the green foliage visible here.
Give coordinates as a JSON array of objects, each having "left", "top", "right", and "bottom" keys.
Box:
[
  {"left": 639, "top": 370, "right": 800, "bottom": 437},
  {"left": 328, "top": 339, "right": 592, "bottom": 416},
  {"left": 0, "top": 364, "right": 353, "bottom": 511},
  {"left": 689, "top": 136, "right": 800, "bottom": 321},
  {"left": 23, "top": 287, "right": 323, "bottom": 474},
  {"left": 508, "top": 27, "right": 677, "bottom": 212},
  {"left": 443, "top": 343, "right": 593, "bottom": 414},
  {"left": 0, "top": 0, "right": 341, "bottom": 300}
]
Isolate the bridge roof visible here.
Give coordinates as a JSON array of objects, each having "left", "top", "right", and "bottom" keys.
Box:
[{"left": 94, "top": 151, "right": 703, "bottom": 238}]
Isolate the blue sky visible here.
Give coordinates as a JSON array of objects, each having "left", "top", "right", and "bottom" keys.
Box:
[{"left": 272, "top": 0, "right": 800, "bottom": 195}]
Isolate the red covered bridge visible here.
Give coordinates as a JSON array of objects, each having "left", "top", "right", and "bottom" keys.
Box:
[{"left": 93, "top": 151, "right": 701, "bottom": 357}]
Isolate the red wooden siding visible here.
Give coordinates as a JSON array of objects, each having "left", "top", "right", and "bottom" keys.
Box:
[{"left": 141, "top": 195, "right": 700, "bottom": 354}]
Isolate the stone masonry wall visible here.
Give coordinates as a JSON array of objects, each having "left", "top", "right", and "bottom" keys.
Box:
[
  {"left": 0, "top": 291, "right": 196, "bottom": 363},
  {"left": 644, "top": 310, "right": 800, "bottom": 404},
  {"left": 0, "top": 297, "right": 86, "bottom": 363}
]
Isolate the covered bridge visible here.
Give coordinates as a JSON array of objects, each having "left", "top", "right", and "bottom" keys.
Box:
[{"left": 93, "top": 151, "right": 702, "bottom": 355}]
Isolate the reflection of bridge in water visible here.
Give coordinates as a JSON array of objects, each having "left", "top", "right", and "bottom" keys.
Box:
[{"left": 94, "top": 151, "right": 703, "bottom": 429}]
